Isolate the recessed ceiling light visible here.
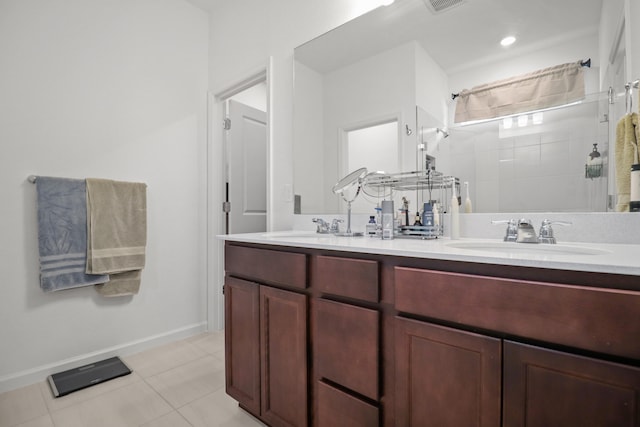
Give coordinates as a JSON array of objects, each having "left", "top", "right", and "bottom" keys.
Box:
[{"left": 500, "top": 36, "right": 516, "bottom": 47}]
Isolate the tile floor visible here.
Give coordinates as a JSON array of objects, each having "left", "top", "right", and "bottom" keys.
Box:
[{"left": 0, "top": 331, "right": 266, "bottom": 427}]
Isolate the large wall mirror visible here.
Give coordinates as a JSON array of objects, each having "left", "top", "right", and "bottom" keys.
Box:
[{"left": 293, "top": 0, "right": 628, "bottom": 215}]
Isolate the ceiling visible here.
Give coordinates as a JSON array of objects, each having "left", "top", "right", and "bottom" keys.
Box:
[{"left": 295, "top": 0, "right": 603, "bottom": 75}]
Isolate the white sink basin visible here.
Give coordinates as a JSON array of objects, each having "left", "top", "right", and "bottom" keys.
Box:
[{"left": 445, "top": 241, "right": 610, "bottom": 256}]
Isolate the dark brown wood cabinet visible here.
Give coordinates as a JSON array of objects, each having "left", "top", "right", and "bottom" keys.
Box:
[
  {"left": 224, "top": 276, "right": 260, "bottom": 415},
  {"left": 395, "top": 317, "right": 501, "bottom": 427},
  {"left": 503, "top": 341, "right": 640, "bottom": 427},
  {"left": 312, "top": 256, "right": 381, "bottom": 426},
  {"left": 314, "top": 298, "right": 379, "bottom": 400},
  {"left": 224, "top": 245, "right": 308, "bottom": 427},
  {"left": 260, "top": 286, "right": 308, "bottom": 427},
  {"left": 316, "top": 380, "right": 379, "bottom": 427},
  {"left": 224, "top": 241, "right": 640, "bottom": 427}
]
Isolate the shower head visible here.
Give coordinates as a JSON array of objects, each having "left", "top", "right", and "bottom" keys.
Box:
[{"left": 436, "top": 128, "right": 449, "bottom": 138}]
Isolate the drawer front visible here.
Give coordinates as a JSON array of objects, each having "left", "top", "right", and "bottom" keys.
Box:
[
  {"left": 225, "top": 244, "right": 307, "bottom": 289},
  {"left": 314, "top": 298, "right": 379, "bottom": 400},
  {"left": 395, "top": 267, "right": 640, "bottom": 359},
  {"left": 315, "top": 255, "right": 379, "bottom": 302},
  {"left": 317, "top": 381, "right": 379, "bottom": 427}
]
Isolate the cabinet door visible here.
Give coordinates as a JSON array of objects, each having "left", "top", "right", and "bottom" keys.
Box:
[
  {"left": 224, "top": 277, "right": 261, "bottom": 415},
  {"left": 260, "top": 286, "right": 308, "bottom": 427},
  {"left": 395, "top": 317, "right": 501, "bottom": 427},
  {"left": 503, "top": 341, "right": 640, "bottom": 427}
]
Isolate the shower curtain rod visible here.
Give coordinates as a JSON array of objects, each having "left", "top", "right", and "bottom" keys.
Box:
[{"left": 451, "top": 58, "right": 592, "bottom": 100}]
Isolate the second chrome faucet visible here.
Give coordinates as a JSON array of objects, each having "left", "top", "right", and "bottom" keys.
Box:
[{"left": 492, "top": 219, "right": 572, "bottom": 244}]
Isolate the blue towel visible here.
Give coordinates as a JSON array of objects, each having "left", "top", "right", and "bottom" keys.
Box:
[{"left": 36, "top": 177, "right": 109, "bottom": 292}]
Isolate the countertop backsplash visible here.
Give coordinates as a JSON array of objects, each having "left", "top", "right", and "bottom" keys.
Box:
[{"left": 292, "top": 213, "right": 640, "bottom": 245}]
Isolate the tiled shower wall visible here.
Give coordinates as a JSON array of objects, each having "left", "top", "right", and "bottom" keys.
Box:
[{"left": 450, "top": 95, "right": 609, "bottom": 213}]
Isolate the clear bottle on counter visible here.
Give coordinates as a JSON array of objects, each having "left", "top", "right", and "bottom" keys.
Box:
[
  {"left": 381, "top": 200, "right": 394, "bottom": 240},
  {"left": 366, "top": 215, "right": 377, "bottom": 236}
]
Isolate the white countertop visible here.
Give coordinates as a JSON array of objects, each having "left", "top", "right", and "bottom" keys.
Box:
[{"left": 220, "top": 231, "right": 640, "bottom": 276}]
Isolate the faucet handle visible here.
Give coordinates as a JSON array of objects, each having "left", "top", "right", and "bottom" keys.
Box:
[
  {"left": 539, "top": 220, "right": 572, "bottom": 244},
  {"left": 492, "top": 219, "right": 518, "bottom": 242},
  {"left": 330, "top": 218, "right": 344, "bottom": 233}
]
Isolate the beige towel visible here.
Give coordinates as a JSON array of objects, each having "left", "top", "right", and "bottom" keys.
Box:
[
  {"left": 615, "top": 113, "right": 639, "bottom": 211},
  {"left": 86, "top": 178, "right": 147, "bottom": 296}
]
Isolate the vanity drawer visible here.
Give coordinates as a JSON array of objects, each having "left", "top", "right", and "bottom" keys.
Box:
[
  {"left": 225, "top": 244, "right": 307, "bottom": 289},
  {"left": 317, "top": 381, "right": 379, "bottom": 427},
  {"left": 314, "top": 298, "right": 379, "bottom": 400},
  {"left": 314, "top": 255, "right": 379, "bottom": 302},
  {"left": 394, "top": 267, "right": 640, "bottom": 359}
]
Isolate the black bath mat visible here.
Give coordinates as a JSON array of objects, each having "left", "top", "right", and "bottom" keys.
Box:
[{"left": 47, "top": 356, "right": 132, "bottom": 397}]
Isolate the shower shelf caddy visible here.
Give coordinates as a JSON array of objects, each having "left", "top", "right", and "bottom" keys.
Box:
[{"left": 362, "top": 170, "right": 459, "bottom": 239}]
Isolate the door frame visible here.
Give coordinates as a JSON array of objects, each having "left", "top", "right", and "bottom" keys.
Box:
[{"left": 207, "top": 62, "right": 272, "bottom": 331}]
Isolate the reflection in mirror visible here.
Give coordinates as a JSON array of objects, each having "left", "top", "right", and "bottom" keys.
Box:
[
  {"left": 449, "top": 92, "right": 609, "bottom": 212},
  {"left": 332, "top": 167, "right": 368, "bottom": 235},
  {"left": 293, "top": 0, "right": 611, "bottom": 214}
]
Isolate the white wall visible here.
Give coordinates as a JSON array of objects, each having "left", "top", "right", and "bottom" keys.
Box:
[
  {"left": 208, "top": 0, "right": 386, "bottom": 230},
  {"left": 293, "top": 62, "right": 326, "bottom": 213},
  {"left": 322, "top": 42, "right": 416, "bottom": 213},
  {"left": 0, "top": 0, "right": 209, "bottom": 391}
]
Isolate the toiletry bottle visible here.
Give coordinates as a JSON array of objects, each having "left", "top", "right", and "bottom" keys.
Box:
[
  {"left": 450, "top": 187, "right": 460, "bottom": 239},
  {"left": 375, "top": 205, "right": 382, "bottom": 237},
  {"left": 422, "top": 202, "right": 434, "bottom": 227},
  {"left": 366, "top": 215, "right": 377, "bottom": 236},
  {"left": 413, "top": 212, "right": 422, "bottom": 226},
  {"left": 464, "top": 181, "right": 473, "bottom": 213},
  {"left": 381, "top": 200, "right": 394, "bottom": 240}
]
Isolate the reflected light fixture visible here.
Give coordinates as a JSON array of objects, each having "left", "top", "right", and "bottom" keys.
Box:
[
  {"left": 500, "top": 36, "right": 516, "bottom": 47},
  {"left": 517, "top": 115, "right": 528, "bottom": 127},
  {"left": 532, "top": 112, "right": 544, "bottom": 124}
]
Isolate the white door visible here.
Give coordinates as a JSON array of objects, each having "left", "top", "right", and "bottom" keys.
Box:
[{"left": 226, "top": 99, "right": 267, "bottom": 233}]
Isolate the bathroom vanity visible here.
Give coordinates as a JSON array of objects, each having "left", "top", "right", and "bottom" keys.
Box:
[{"left": 221, "top": 233, "right": 640, "bottom": 427}]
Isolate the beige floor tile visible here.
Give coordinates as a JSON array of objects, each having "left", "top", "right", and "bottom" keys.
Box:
[
  {"left": 139, "top": 410, "right": 192, "bottom": 427},
  {"left": 13, "top": 414, "right": 54, "bottom": 427},
  {"left": 179, "top": 388, "right": 266, "bottom": 427},
  {"left": 123, "top": 340, "right": 207, "bottom": 378},
  {"left": 146, "top": 355, "right": 225, "bottom": 408},
  {"left": 38, "top": 372, "right": 141, "bottom": 412},
  {"left": 50, "top": 380, "right": 172, "bottom": 427},
  {"left": 188, "top": 331, "right": 224, "bottom": 356},
  {"left": 0, "top": 383, "right": 48, "bottom": 427}
]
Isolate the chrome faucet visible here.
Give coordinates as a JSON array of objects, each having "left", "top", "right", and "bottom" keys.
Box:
[
  {"left": 330, "top": 219, "right": 343, "bottom": 234},
  {"left": 493, "top": 218, "right": 539, "bottom": 243},
  {"left": 312, "top": 218, "right": 330, "bottom": 234},
  {"left": 515, "top": 219, "right": 538, "bottom": 243},
  {"left": 312, "top": 218, "right": 343, "bottom": 234},
  {"left": 538, "top": 219, "right": 572, "bottom": 244}
]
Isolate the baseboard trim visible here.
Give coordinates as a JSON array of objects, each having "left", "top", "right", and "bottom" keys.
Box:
[{"left": 0, "top": 322, "right": 207, "bottom": 394}]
